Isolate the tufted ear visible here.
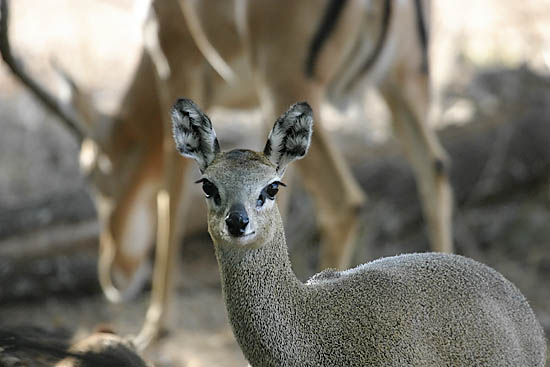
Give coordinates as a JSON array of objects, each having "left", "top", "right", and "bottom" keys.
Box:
[
  {"left": 171, "top": 98, "right": 220, "bottom": 172},
  {"left": 263, "top": 102, "right": 313, "bottom": 175}
]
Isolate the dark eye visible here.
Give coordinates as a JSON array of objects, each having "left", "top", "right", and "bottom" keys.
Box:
[
  {"left": 201, "top": 180, "right": 216, "bottom": 198},
  {"left": 257, "top": 181, "right": 286, "bottom": 207},
  {"left": 196, "top": 178, "right": 220, "bottom": 205},
  {"left": 266, "top": 182, "right": 279, "bottom": 199}
]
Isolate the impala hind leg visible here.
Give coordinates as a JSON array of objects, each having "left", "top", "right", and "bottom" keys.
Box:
[
  {"left": 133, "top": 147, "right": 191, "bottom": 350},
  {"left": 260, "top": 85, "right": 366, "bottom": 270},
  {"left": 133, "top": 9, "right": 196, "bottom": 347},
  {"left": 301, "top": 119, "right": 367, "bottom": 269},
  {"left": 380, "top": 72, "right": 453, "bottom": 253}
]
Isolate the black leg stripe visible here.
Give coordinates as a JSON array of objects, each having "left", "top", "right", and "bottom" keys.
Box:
[
  {"left": 413, "top": 0, "right": 429, "bottom": 74},
  {"left": 305, "top": 0, "right": 348, "bottom": 79},
  {"left": 338, "top": 0, "right": 392, "bottom": 93}
]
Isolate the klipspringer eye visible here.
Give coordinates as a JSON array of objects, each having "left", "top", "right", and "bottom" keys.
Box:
[
  {"left": 257, "top": 181, "right": 286, "bottom": 207},
  {"left": 196, "top": 178, "right": 221, "bottom": 205}
]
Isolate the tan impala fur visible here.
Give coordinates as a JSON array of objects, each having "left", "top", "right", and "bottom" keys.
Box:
[{"left": 0, "top": 0, "right": 453, "bottom": 349}]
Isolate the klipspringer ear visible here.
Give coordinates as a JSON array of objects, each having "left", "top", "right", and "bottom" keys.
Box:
[
  {"left": 263, "top": 102, "right": 313, "bottom": 175},
  {"left": 171, "top": 98, "right": 220, "bottom": 172}
]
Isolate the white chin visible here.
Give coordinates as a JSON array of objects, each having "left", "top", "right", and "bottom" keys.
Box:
[{"left": 225, "top": 231, "right": 258, "bottom": 247}]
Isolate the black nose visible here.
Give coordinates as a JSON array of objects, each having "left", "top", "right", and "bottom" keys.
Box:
[{"left": 225, "top": 203, "right": 249, "bottom": 237}]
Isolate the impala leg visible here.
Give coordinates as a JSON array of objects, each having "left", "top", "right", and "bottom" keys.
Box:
[
  {"left": 132, "top": 88, "right": 191, "bottom": 351},
  {"left": 260, "top": 83, "right": 366, "bottom": 270},
  {"left": 380, "top": 72, "right": 453, "bottom": 253},
  {"left": 133, "top": 10, "right": 195, "bottom": 348},
  {"left": 302, "top": 117, "right": 366, "bottom": 269},
  {"left": 134, "top": 146, "right": 190, "bottom": 350}
]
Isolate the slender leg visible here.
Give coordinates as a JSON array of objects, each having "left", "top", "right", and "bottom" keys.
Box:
[
  {"left": 300, "top": 119, "right": 367, "bottom": 269},
  {"left": 132, "top": 84, "right": 192, "bottom": 350},
  {"left": 133, "top": 10, "right": 194, "bottom": 348},
  {"left": 259, "top": 83, "right": 366, "bottom": 270},
  {"left": 133, "top": 147, "right": 190, "bottom": 350},
  {"left": 95, "top": 44, "right": 187, "bottom": 348},
  {"left": 380, "top": 72, "right": 453, "bottom": 253},
  {"left": 131, "top": 1, "right": 223, "bottom": 346}
]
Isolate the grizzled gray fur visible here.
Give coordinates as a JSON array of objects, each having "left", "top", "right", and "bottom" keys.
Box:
[{"left": 172, "top": 98, "right": 547, "bottom": 367}]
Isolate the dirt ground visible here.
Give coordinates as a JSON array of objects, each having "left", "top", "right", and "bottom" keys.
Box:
[
  {"left": 0, "top": 242, "right": 249, "bottom": 366},
  {"left": 0, "top": 1, "right": 549, "bottom": 366}
]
